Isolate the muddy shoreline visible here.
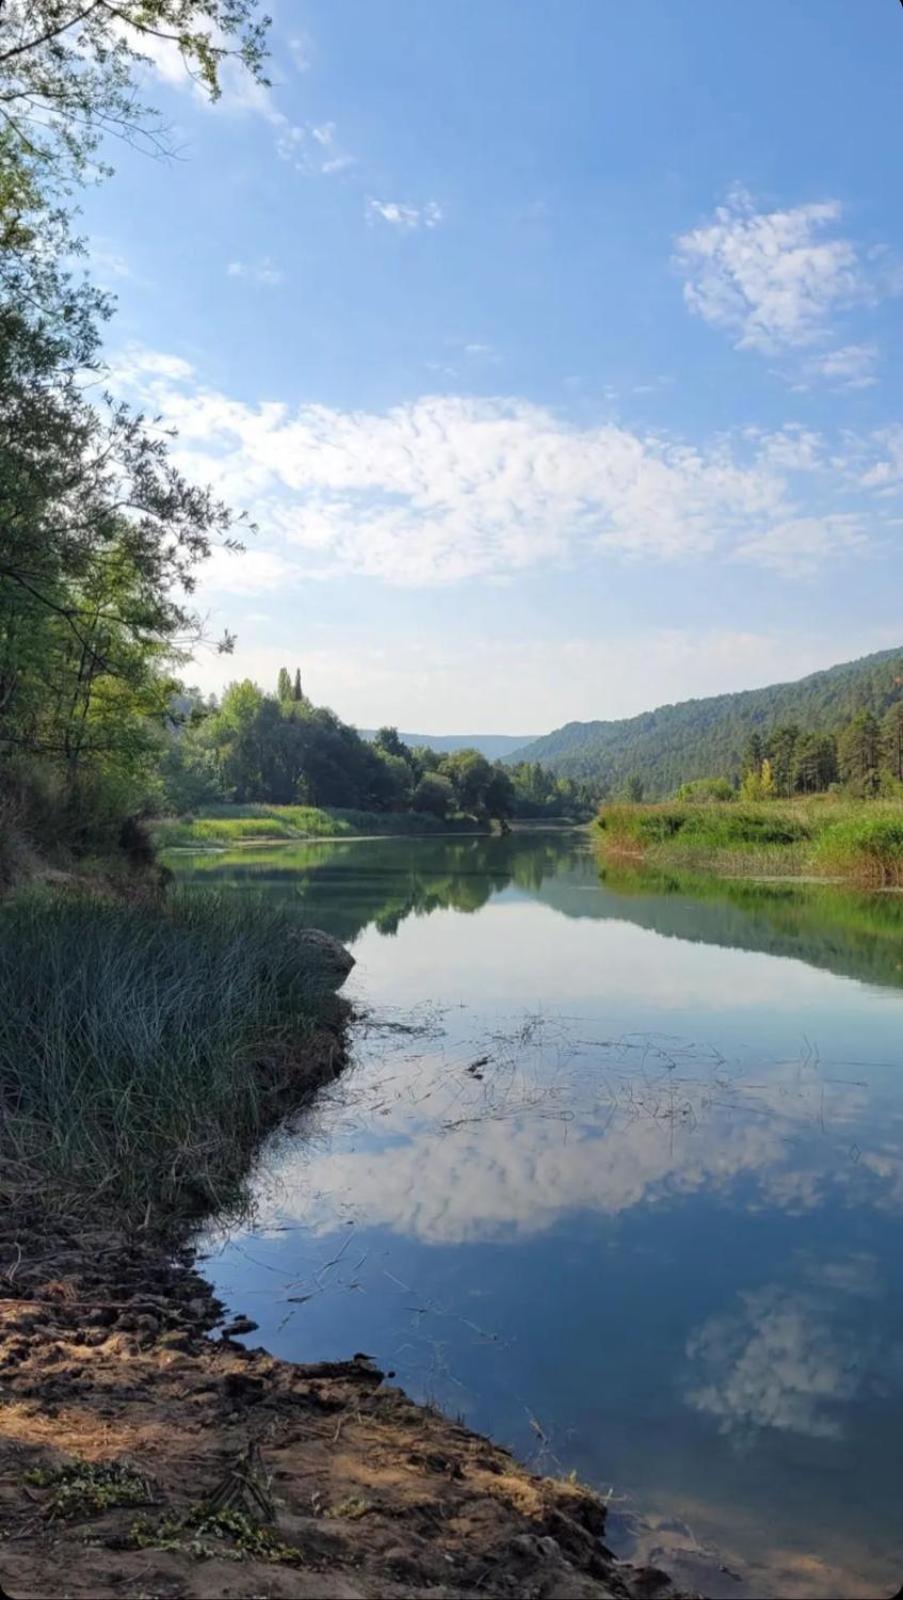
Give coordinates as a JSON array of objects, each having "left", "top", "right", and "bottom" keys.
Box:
[{"left": 0, "top": 1010, "right": 686, "bottom": 1600}]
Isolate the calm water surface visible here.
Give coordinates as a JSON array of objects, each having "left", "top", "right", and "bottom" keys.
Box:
[{"left": 173, "top": 833, "right": 903, "bottom": 1599}]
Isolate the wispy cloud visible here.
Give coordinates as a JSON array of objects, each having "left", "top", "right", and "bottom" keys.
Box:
[
  {"left": 735, "top": 514, "right": 868, "bottom": 577},
  {"left": 287, "top": 33, "right": 313, "bottom": 72},
  {"left": 110, "top": 346, "right": 903, "bottom": 592},
  {"left": 803, "top": 342, "right": 878, "bottom": 389},
  {"left": 226, "top": 257, "right": 285, "bottom": 286},
  {"left": 366, "top": 198, "right": 443, "bottom": 230},
  {"left": 275, "top": 118, "right": 354, "bottom": 175},
  {"left": 675, "top": 187, "right": 889, "bottom": 367}
]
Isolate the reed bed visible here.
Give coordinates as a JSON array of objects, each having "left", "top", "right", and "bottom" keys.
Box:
[{"left": 0, "top": 888, "right": 345, "bottom": 1228}]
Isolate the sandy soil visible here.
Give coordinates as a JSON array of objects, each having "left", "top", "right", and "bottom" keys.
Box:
[{"left": 0, "top": 1218, "right": 686, "bottom": 1600}]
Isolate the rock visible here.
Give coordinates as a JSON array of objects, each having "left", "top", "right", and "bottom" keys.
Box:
[
  {"left": 286, "top": 926, "right": 355, "bottom": 988},
  {"left": 222, "top": 1315, "right": 258, "bottom": 1338}
]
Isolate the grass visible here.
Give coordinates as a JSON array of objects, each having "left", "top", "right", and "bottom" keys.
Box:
[
  {"left": 153, "top": 804, "right": 476, "bottom": 848},
  {"left": 0, "top": 887, "right": 347, "bottom": 1227},
  {"left": 595, "top": 797, "right": 903, "bottom": 884}
]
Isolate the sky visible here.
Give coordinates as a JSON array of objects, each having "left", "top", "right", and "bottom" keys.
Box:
[{"left": 84, "top": 0, "right": 903, "bottom": 734}]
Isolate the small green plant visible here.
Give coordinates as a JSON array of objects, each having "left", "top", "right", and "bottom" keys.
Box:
[
  {"left": 130, "top": 1505, "right": 304, "bottom": 1564},
  {"left": 24, "top": 1460, "right": 155, "bottom": 1520}
]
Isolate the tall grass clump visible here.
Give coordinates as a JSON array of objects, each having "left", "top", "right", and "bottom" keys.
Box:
[
  {"left": 0, "top": 889, "right": 347, "bottom": 1228},
  {"left": 810, "top": 811, "right": 903, "bottom": 886},
  {"left": 599, "top": 801, "right": 812, "bottom": 849}
]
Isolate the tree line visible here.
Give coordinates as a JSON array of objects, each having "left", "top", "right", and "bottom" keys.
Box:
[
  {"left": 669, "top": 702, "right": 903, "bottom": 803},
  {"left": 161, "top": 671, "right": 597, "bottom": 823}
]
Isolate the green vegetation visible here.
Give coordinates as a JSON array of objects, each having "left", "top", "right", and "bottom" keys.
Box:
[
  {"left": 596, "top": 797, "right": 903, "bottom": 885},
  {"left": 512, "top": 647, "right": 903, "bottom": 795},
  {"left": 130, "top": 1506, "right": 304, "bottom": 1565},
  {"left": 24, "top": 1461, "right": 154, "bottom": 1521},
  {"left": 158, "top": 684, "right": 585, "bottom": 829},
  {"left": 154, "top": 803, "right": 478, "bottom": 847},
  {"left": 0, "top": 889, "right": 345, "bottom": 1227}
]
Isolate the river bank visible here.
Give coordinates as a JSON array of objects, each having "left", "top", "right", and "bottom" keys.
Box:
[
  {"left": 0, "top": 877, "right": 682, "bottom": 1600},
  {"left": 0, "top": 1209, "right": 680, "bottom": 1600},
  {"left": 595, "top": 798, "right": 903, "bottom": 885}
]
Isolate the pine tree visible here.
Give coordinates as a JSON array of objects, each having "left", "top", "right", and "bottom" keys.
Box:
[
  {"left": 277, "top": 667, "right": 292, "bottom": 701},
  {"left": 882, "top": 702, "right": 903, "bottom": 784},
  {"left": 292, "top": 669, "right": 304, "bottom": 702},
  {"left": 838, "top": 711, "right": 881, "bottom": 795},
  {"left": 742, "top": 732, "right": 764, "bottom": 776}
]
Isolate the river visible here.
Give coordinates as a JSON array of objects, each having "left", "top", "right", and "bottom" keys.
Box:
[{"left": 170, "top": 831, "right": 903, "bottom": 1599}]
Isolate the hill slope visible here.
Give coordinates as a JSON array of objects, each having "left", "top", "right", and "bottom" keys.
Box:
[
  {"left": 359, "top": 731, "right": 534, "bottom": 759},
  {"left": 507, "top": 647, "right": 903, "bottom": 795}
]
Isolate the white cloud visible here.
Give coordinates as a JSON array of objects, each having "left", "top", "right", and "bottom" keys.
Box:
[
  {"left": 687, "top": 1282, "right": 881, "bottom": 1441},
  {"left": 201, "top": 545, "right": 299, "bottom": 595},
  {"left": 275, "top": 118, "right": 354, "bottom": 175},
  {"left": 122, "top": 17, "right": 353, "bottom": 176},
  {"left": 366, "top": 198, "right": 443, "bottom": 230},
  {"left": 91, "top": 243, "right": 133, "bottom": 281},
  {"left": 735, "top": 514, "right": 868, "bottom": 577},
  {"left": 805, "top": 343, "right": 878, "bottom": 389},
  {"left": 184, "top": 626, "right": 903, "bottom": 735},
  {"left": 109, "top": 347, "right": 903, "bottom": 592},
  {"left": 227, "top": 257, "right": 285, "bottom": 286},
  {"left": 675, "top": 188, "right": 877, "bottom": 357},
  {"left": 288, "top": 33, "right": 313, "bottom": 72},
  {"left": 859, "top": 426, "right": 903, "bottom": 491}
]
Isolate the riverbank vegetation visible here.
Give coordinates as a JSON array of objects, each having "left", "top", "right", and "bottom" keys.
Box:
[
  {"left": 0, "top": 888, "right": 350, "bottom": 1230},
  {"left": 596, "top": 797, "right": 903, "bottom": 885}
]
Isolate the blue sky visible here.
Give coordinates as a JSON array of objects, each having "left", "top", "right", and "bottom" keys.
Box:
[{"left": 85, "top": 0, "right": 903, "bottom": 733}]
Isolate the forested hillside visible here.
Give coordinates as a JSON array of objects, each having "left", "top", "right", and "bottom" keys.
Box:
[{"left": 509, "top": 648, "right": 903, "bottom": 795}]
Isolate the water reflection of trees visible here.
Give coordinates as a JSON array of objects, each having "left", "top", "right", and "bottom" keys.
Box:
[
  {"left": 173, "top": 833, "right": 583, "bottom": 942},
  {"left": 172, "top": 831, "right": 903, "bottom": 991}
]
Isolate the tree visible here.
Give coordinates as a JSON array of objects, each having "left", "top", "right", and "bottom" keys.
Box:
[
  {"left": 412, "top": 772, "right": 455, "bottom": 819},
  {"left": 766, "top": 726, "right": 800, "bottom": 798},
  {"left": 292, "top": 668, "right": 304, "bottom": 703},
  {"left": 742, "top": 732, "right": 764, "bottom": 777},
  {"left": 439, "top": 749, "right": 496, "bottom": 816},
  {"left": 484, "top": 764, "right": 515, "bottom": 822},
  {"left": 0, "top": 2, "right": 267, "bottom": 835},
  {"left": 373, "top": 726, "right": 408, "bottom": 760},
  {"left": 277, "top": 667, "right": 292, "bottom": 702},
  {"left": 793, "top": 733, "right": 838, "bottom": 794},
  {"left": 0, "top": 1, "right": 269, "bottom": 183},
  {"left": 882, "top": 702, "right": 903, "bottom": 784},
  {"left": 838, "top": 711, "right": 881, "bottom": 796},
  {"left": 624, "top": 774, "right": 644, "bottom": 802}
]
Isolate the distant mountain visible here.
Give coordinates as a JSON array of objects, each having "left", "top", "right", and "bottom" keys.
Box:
[
  {"left": 505, "top": 647, "right": 903, "bottom": 795},
  {"left": 359, "top": 731, "right": 536, "bottom": 760}
]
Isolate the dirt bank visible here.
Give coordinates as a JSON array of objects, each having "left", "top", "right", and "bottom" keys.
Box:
[{"left": 0, "top": 1211, "right": 685, "bottom": 1600}]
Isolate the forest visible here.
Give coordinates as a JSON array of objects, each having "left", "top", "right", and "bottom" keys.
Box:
[{"left": 514, "top": 646, "right": 903, "bottom": 796}]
